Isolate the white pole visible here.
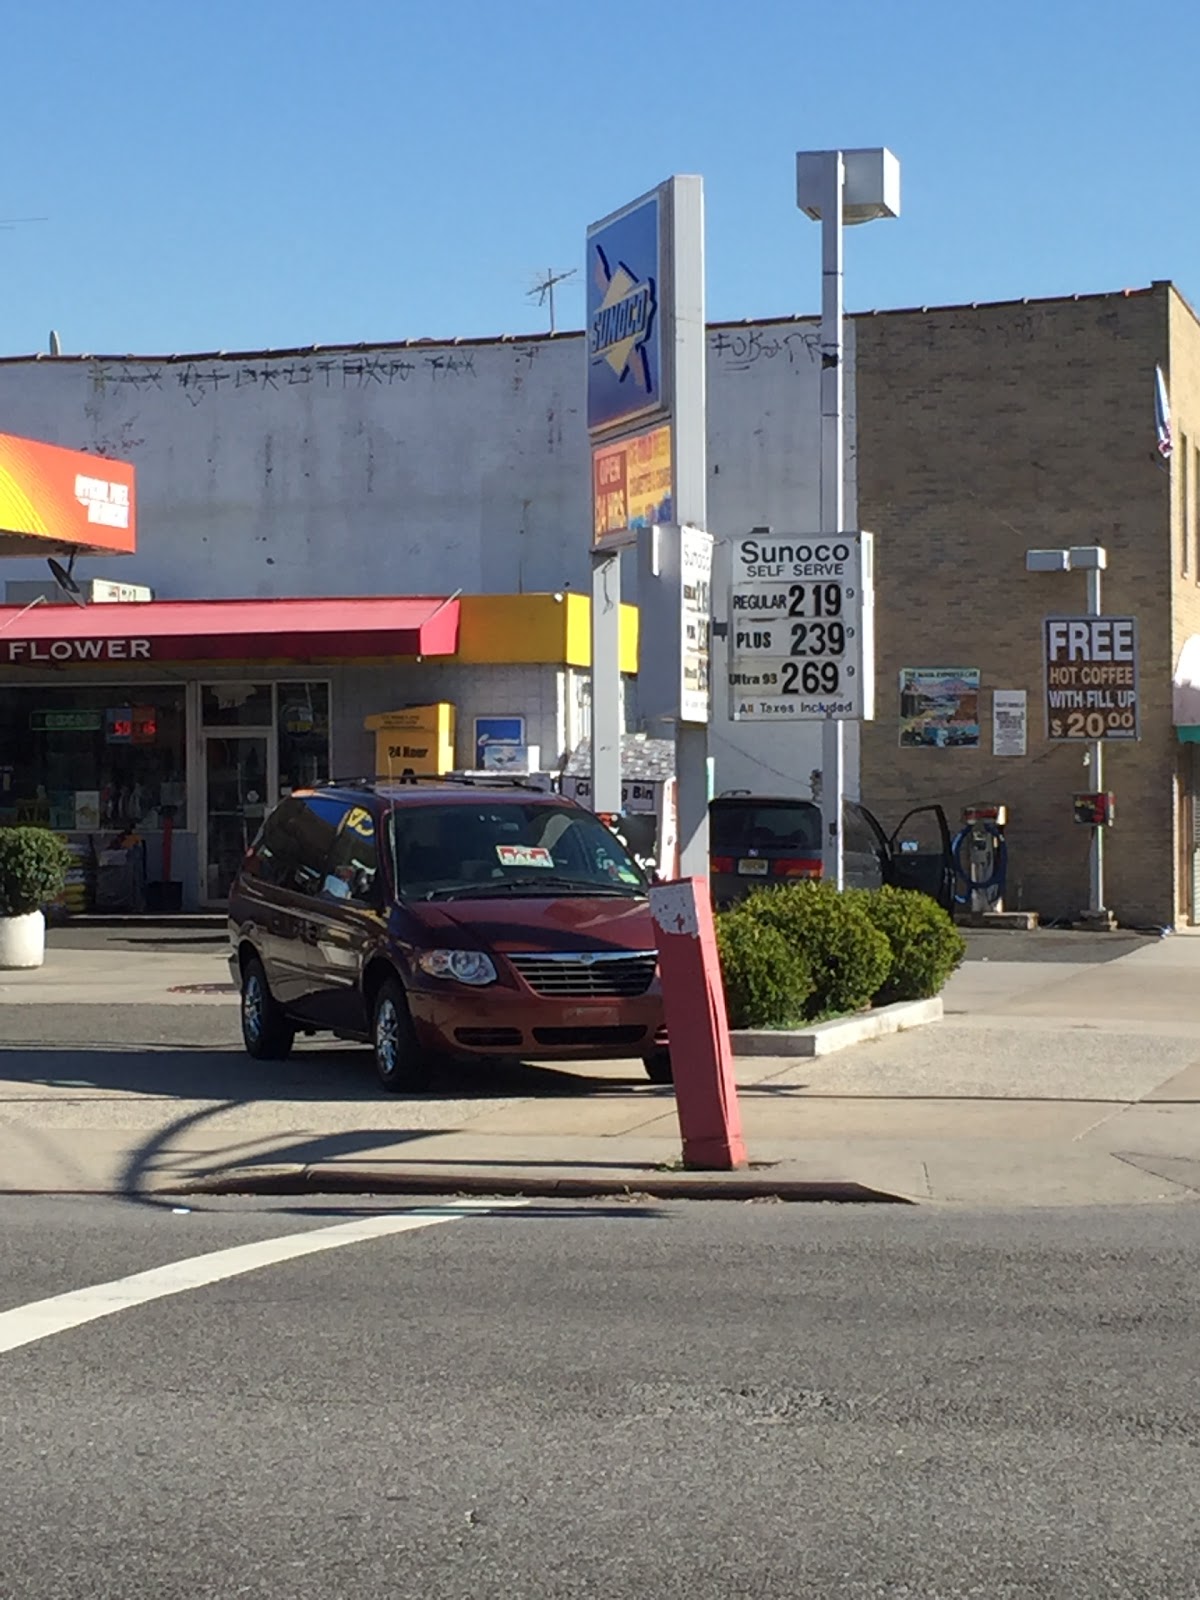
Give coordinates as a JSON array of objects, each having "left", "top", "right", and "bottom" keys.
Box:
[
  {"left": 819, "top": 152, "right": 846, "bottom": 890},
  {"left": 590, "top": 551, "right": 624, "bottom": 815},
  {"left": 1087, "top": 564, "right": 1105, "bottom": 915}
]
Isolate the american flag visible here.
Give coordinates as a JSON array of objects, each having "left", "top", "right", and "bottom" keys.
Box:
[{"left": 1155, "top": 364, "right": 1173, "bottom": 459}]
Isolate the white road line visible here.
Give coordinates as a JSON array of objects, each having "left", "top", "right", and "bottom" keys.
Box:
[{"left": 0, "top": 1202, "right": 524, "bottom": 1357}]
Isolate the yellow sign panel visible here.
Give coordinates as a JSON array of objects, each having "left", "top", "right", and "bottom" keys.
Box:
[
  {"left": 364, "top": 702, "right": 456, "bottom": 777},
  {"left": 592, "top": 425, "right": 672, "bottom": 542}
]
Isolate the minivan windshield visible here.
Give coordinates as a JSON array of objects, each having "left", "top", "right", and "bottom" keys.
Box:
[
  {"left": 710, "top": 799, "right": 823, "bottom": 854},
  {"left": 387, "top": 801, "right": 649, "bottom": 901}
]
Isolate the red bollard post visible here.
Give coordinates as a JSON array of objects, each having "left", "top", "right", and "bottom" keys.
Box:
[{"left": 650, "top": 877, "right": 748, "bottom": 1171}]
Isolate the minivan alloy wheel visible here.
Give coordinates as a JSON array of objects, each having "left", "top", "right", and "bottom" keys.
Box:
[
  {"left": 243, "top": 970, "right": 264, "bottom": 1042},
  {"left": 239, "top": 953, "right": 295, "bottom": 1062},
  {"left": 372, "top": 976, "right": 432, "bottom": 1093},
  {"left": 375, "top": 995, "right": 401, "bottom": 1073}
]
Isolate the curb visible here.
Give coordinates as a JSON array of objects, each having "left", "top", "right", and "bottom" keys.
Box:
[
  {"left": 176, "top": 1163, "right": 917, "bottom": 1205},
  {"left": 733, "top": 997, "right": 943, "bottom": 1058}
]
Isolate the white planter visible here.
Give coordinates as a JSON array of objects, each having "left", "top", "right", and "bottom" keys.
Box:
[{"left": 0, "top": 910, "right": 46, "bottom": 970}]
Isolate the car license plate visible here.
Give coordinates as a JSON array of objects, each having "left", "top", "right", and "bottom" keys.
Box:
[{"left": 738, "top": 858, "right": 768, "bottom": 876}]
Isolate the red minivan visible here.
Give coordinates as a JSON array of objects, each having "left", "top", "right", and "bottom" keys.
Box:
[{"left": 228, "top": 780, "right": 671, "bottom": 1092}]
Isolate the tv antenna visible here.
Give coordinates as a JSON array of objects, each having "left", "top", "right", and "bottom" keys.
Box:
[
  {"left": 0, "top": 216, "right": 48, "bottom": 232},
  {"left": 527, "top": 267, "right": 577, "bottom": 334}
]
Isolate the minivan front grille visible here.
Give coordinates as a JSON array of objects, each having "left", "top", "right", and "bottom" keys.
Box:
[
  {"left": 532, "top": 1025, "right": 647, "bottom": 1047},
  {"left": 508, "top": 951, "right": 657, "bottom": 998}
]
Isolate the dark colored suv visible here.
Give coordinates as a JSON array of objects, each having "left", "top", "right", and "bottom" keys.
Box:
[
  {"left": 227, "top": 780, "right": 670, "bottom": 1092},
  {"left": 710, "top": 794, "right": 955, "bottom": 912}
]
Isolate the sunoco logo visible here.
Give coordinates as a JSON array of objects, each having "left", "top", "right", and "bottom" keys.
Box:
[{"left": 589, "top": 244, "right": 655, "bottom": 391}]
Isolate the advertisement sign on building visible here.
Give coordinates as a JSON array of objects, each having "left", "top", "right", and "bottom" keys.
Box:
[
  {"left": 1043, "top": 616, "right": 1140, "bottom": 740},
  {"left": 0, "top": 433, "right": 137, "bottom": 556},
  {"left": 585, "top": 191, "right": 666, "bottom": 436},
  {"left": 473, "top": 715, "right": 526, "bottom": 769},
  {"left": 5, "top": 636, "right": 151, "bottom": 664},
  {"left": 727, "top": 533, "right": 874, "bottom": 722},
  {"left": 680, "top": 526, "right": 712, "bottom": 724},
  {"left": 592, "top": 426, "right": 673, "bottom": 541},
  {"left": 364, "top": 703, "right": 456, "bottom": 777},
  {"left": 898, "top": 668, "right": 981, "bottom": 749}
]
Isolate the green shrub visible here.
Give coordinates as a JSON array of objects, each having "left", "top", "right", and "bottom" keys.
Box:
[
  {"left": 716, "top": 906, "right": 814, "bottom": 1029},
  {"left": 0, "top": 827, "right": 73, "bottom": 917},
  {"left": 859, "top": 884, "right": 966, "bottom": 1003},
  {"left": 740, "top": 880, "right": 892, "bottom": 1019}
]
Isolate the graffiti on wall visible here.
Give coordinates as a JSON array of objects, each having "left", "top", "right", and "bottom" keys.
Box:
[{"left": 90, "top": 349, "right": 489, "bottom": 407}]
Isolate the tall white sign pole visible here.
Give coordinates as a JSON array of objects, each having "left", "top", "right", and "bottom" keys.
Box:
[
  {"left": 666, "top": 176, "right": 710, "bottom": 879},
  {"left": 587, "top": 177, "right": 710, "bottom": 879},
  {"left": 818, "top": 152, "right": 846, "bottom": 889}
]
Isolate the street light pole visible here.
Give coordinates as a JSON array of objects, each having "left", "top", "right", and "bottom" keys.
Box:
[
  {"left": 797, "top": 148, "right": 899, "bottom": 892},
  {"left": 1027, "top": 543, "right": 1110, "bottom": 922},
  {"left": 818, "top": 153, "right": 846, "bottom": 889},
  {"left": 1086, "top": 561, "right": 1105, "bottom": 917}
]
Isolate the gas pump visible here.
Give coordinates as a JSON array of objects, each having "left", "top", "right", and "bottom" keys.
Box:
[{"left": 952, "top": 804, "right": 1009, "bottom": 913}]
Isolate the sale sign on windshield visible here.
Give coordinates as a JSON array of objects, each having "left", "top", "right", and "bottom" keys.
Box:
[{"left": 727, "top": 533, "right": 875, "bottom": 722}]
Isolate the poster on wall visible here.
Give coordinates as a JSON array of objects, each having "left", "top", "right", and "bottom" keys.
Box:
[
  {"left": 474, "top": 716, "right": 525, "bottom": 769},
  {"left": 992, "top": 689, "right": 1027, "bottom": 756},
  {"left": 898, "top": 668, "right": 981, "bottom": 749}
]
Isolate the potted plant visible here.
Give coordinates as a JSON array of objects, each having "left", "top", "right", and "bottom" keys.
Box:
[{"left": 0, "top": 827, "right": 73, "bottom": 969}]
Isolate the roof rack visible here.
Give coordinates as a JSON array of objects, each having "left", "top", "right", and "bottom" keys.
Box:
[{"left": 314, "top": 773, "right": 556, "bottom": 793}]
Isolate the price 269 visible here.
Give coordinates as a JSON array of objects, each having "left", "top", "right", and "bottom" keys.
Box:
[{"left": 781, "top": 661, "right": 841, "bottom": 695}]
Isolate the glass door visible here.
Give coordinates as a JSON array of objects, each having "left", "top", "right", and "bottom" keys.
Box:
[{"left": 202, "top": 732, "right": 272, "bottom": 904}]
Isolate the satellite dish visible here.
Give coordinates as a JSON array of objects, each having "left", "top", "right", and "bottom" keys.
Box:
[
  {"left": 47, "top": 554, "right": 87, "bottom": 608},
  {"left": 49, "top": 330, "right": 61, "bottom": 356}
]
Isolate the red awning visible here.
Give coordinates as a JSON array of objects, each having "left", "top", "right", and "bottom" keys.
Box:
[{"left": 0, "top": 595, "right": 460, "bottom": 666}]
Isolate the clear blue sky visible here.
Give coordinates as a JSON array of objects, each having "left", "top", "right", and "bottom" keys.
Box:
[{"left": 4, "top": 0, "right": 1195, "bottom": 356}]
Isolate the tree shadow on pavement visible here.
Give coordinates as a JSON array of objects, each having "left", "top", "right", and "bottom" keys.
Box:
[{"left": 115, "top": 1101, "right": 679, "bottom": 1213}]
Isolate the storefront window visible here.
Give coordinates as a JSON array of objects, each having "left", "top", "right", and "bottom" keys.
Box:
[
  {"left": 0, "top": 685, "right": 186, "bottom": 832},
  {"left": 201, "top": 682, "right": 274, "bottom": 727},
  {"left": 277, "top": 681, "right": 331, "bottom": 791}
]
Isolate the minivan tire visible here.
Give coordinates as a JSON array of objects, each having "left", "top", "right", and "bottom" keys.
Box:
[
  {"left": 240, "top": 954, "right": 295, "bottom": 1061},
  {"left": 642, "top": 1048, "right": 673, "bottom": 1085},
  {"left": 373, "top": 977, "right": 432, "bottom": 1094}
]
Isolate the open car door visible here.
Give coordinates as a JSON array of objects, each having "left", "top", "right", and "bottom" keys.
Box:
[{"left": 885, "top": 805, "right": 955, "bottom": 913}]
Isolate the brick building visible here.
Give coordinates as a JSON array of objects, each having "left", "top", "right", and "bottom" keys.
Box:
[{"left": 856, "top": 281, "right": 1195, "bottom": 929}]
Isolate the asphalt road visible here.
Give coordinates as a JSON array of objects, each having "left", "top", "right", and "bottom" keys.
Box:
[{"left": 1, "top": 1196, "right": 1198, "bottom": 1599}]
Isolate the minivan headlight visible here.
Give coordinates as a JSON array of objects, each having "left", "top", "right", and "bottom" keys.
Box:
[{"left": 416, "top": 949, "right": 498, "bottom": 986}]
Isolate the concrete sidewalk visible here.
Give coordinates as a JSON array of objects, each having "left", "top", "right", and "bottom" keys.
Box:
[{"left": 2, "top": 927, "right": 1199, "bottom": 1206}]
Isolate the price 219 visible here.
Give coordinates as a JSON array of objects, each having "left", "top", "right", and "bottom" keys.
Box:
[{"left": 788, "top": 583, "right": 843, "bottom": 618}]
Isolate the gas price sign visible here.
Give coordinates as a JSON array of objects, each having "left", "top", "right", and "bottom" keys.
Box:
[{"left": 727, "top": 533, "right": 874, "bottom": 721}]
